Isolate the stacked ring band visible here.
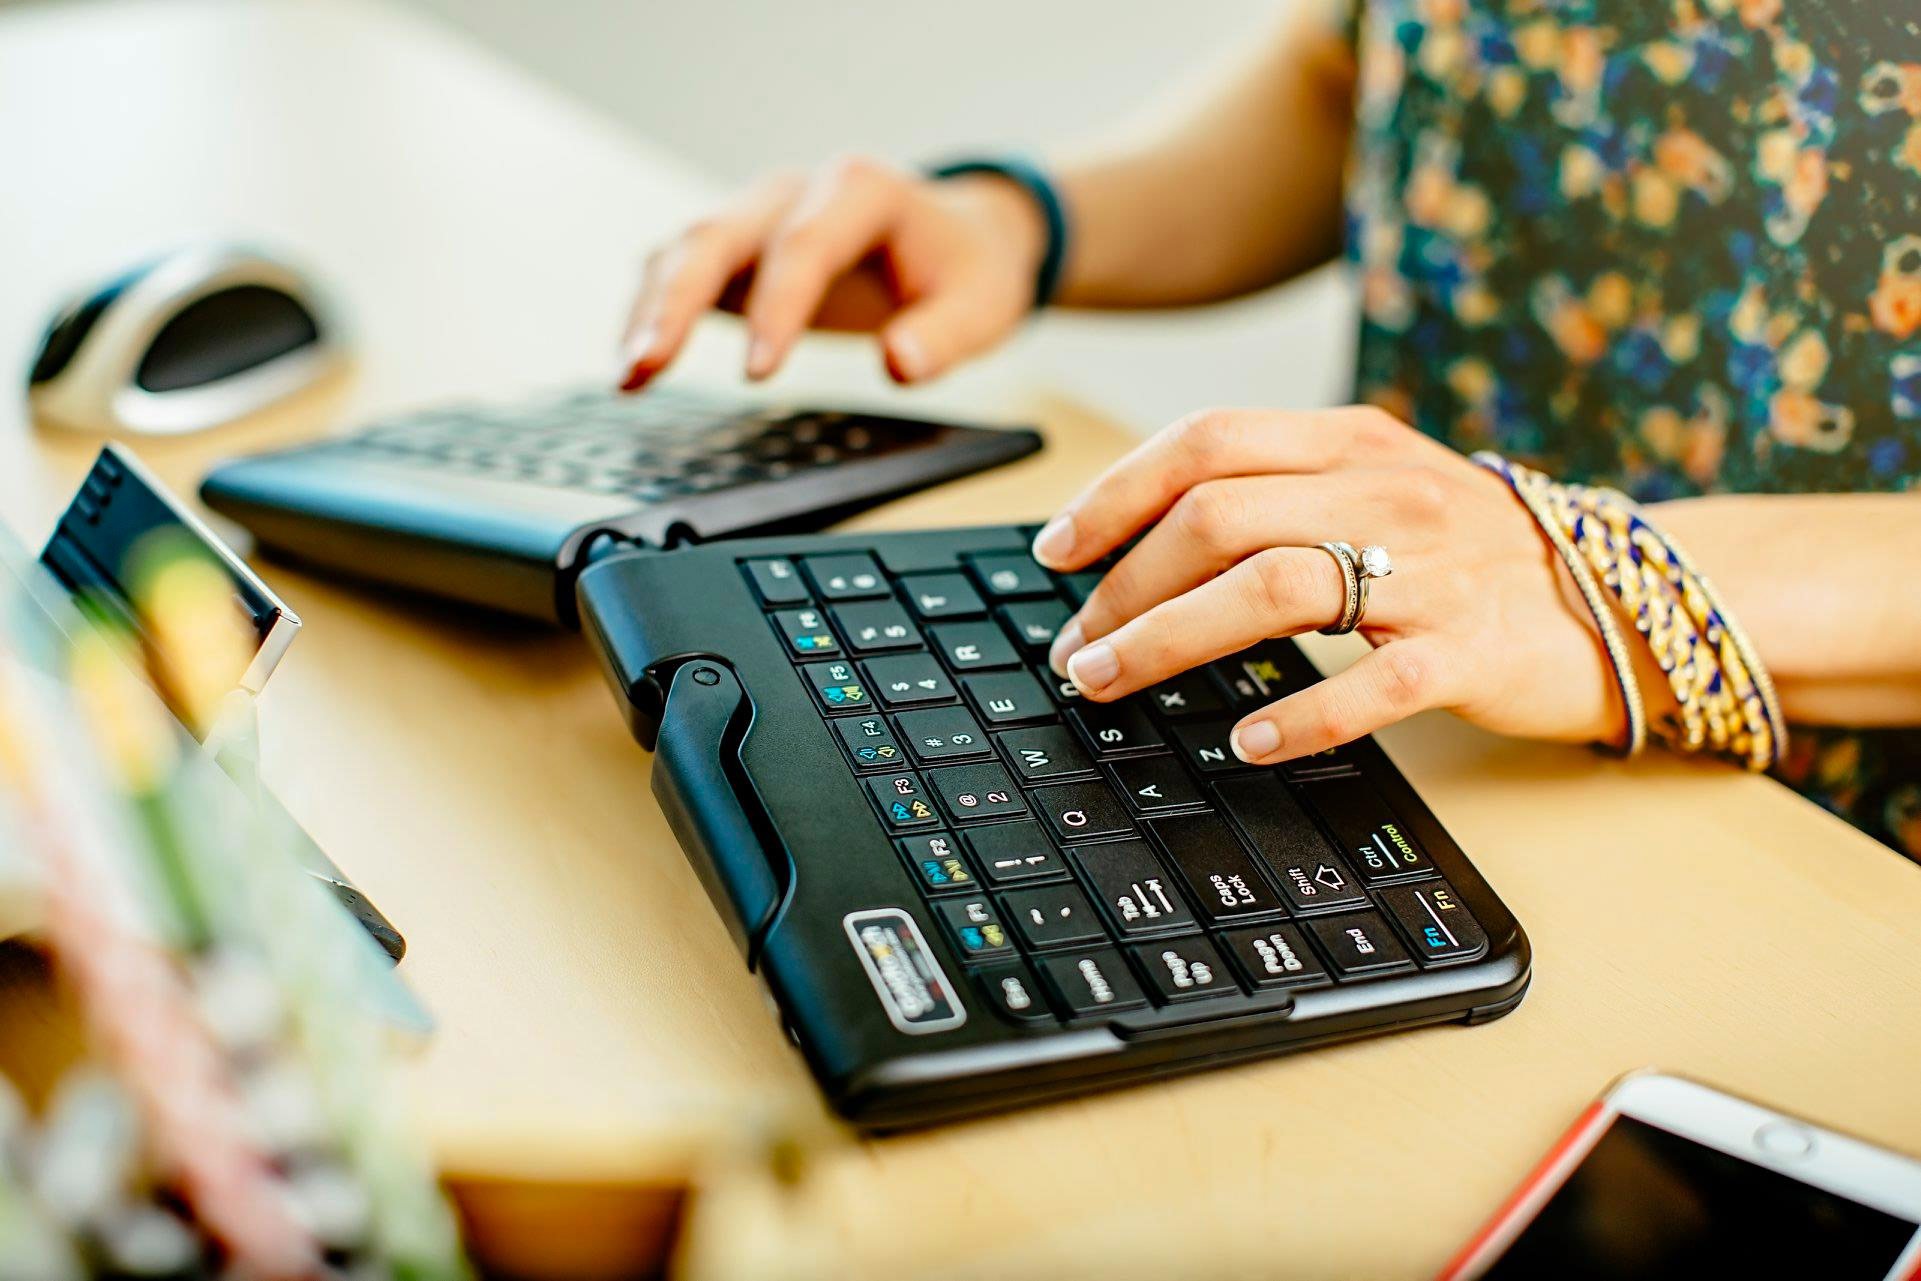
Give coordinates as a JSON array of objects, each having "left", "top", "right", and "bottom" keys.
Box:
[
  {"left": 1315, "top": 542, "right": 1362, "bottom": 635},
  {"left": 1315, "top": 542, "right": 1395, "bottom": 636}
]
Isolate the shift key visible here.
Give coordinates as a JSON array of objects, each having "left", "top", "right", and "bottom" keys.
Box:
[{"left": 1149, "top": 813, "right": 1284, "bottom": 923}]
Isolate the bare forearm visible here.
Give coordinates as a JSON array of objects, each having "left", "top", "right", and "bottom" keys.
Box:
[
  {"left": 1050, "top": 1, "right": 1356, "bottom": 308},
  {"left": 1652, "top": 494, "right": 1921, "bottom": 726}
]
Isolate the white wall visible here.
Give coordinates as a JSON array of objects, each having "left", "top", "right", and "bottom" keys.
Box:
[{"left": 396, "top": 0, "right": 1357, "bottom": 433}]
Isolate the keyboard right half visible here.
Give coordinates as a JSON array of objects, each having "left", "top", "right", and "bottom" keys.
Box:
[{"left": 577, "top": 524, "right": 1532, "bottom": 1129}]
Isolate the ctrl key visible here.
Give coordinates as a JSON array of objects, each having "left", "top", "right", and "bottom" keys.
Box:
[
  {"left": 1037, "top": 947, "right": 1148, "bottom": 1016},
  {"left": 972, "top": 960, "right": 1055, "bottom": 1025}
]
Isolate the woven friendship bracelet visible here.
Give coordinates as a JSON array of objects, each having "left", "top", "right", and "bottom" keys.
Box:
[{"left": 1471, "top": 452, "right": 1648, "bottom": 757}]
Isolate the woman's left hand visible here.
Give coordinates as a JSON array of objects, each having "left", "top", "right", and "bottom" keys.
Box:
[{"left": 1034, "top": 406, "right": 1636, "bottom": 764}]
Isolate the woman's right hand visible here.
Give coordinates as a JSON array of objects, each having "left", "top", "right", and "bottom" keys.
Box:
[{"left": 617, "top": 155, "right": 1047, "bottom": 391}]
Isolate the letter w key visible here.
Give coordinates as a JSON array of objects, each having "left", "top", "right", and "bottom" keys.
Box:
[{"left": 998, "top": 726, "right": 1094, "bottom": 783}]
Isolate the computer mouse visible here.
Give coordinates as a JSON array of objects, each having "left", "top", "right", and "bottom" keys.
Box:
[{"left": 27, "top": 244, "right": 346, "bottom": 436}]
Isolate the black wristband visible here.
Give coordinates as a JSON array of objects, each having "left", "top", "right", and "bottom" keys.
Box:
[{"left": 926, "top": 156, "right": 1069, "bottom": 309}]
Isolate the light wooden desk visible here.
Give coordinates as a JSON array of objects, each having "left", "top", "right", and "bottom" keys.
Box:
[{"left": 4, "top": 2, "right": 1919, "bottom": 1278}]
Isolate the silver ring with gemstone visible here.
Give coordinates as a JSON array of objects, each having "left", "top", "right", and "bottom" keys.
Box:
[
  {"left": 1317, "top": 541, "right": 1392, "bottom": 635},
  {"left": 1348, "top": 542, "right": 1393, "bottom": 630}
]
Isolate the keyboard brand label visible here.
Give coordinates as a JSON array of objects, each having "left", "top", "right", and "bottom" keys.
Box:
[{"left": 843, "top": 909, "right": 967, "bottom": 1035}]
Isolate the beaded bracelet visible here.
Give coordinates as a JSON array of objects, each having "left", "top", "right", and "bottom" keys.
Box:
[
  {"left": 1471, "top": 452, "right": 1647, "bottom": 757},
  {"left": 1473, "top": 453, "right": 1786, "bottom": 772}
]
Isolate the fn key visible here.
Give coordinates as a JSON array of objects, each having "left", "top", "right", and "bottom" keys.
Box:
[{"left": 1378, "top": 880, "right": 1487, "bottom": 963}]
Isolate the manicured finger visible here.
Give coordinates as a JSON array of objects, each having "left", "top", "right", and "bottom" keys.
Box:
[
  {"left": 1029, "top": 406, "right": 1390, "bottom": 572},
  {"left": 1063, "top": 547, "right": 1349, "bottom": 700},
  {"left": 618, "top": 176, "right": 799, "bottom": 390},
  {"left": 1229, "top": 641, "right": 1450, "bottom": 763},
  {"left": 1054, "top": 472, "right": 1369, "bottom": 669},
  {"left": 741, "top": 157, "right": 905, "bottom": 379}
]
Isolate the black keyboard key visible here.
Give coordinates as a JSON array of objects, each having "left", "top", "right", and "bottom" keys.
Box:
[
  {"left": 926, "top": 763, "right": 1027, "bottom": 823},
  {"left": 771, "top": 607, "right": 839, "bottom": 658},
  {"left": 834, "top": 714, "right": 905, "bottom": 770},
  {"left": 1306, "top": 911, "right": 1414, "bottom": 978},
  {"left": 895, "top": 706, "right": 992, "bottom": 764},
  {"left": 964, "top": 821, "right": 1068, "bottom": 886},
  {"left": 1069, "top": 702, "right": 1163, "bottom": 758},
  {"left": 1132, "top": 937, "right": 1237, "bottom": 1004},
  {"left": 963, "top": 671, "right": 1053, "bottom": 724},
  {"left": 1002, "top": 883, "right": 1106, "bottom": 950},
  {"left": 1219, "top": 924, "right": 1331, "bottom": 989},
  {"left": 1033, "top": 781, "right": 1136, "bottom": 843},
  {"left": 1037, "top": 947, "right": 1148, "bottom": 1016},
  {"left": 900, "top": 572, "right": 986, "bottom": 620},
  {"left": 865, "top": 771, "right": 939, "bottom": 830},
  {"left": 897, "top": 832, "right": 977, "bottom": 895},
  {"left": 1210, "top": 641, "right": 1317, "bottom": 709},
  {"left": 929, "top": 622, "right": 1019, "bottom": 671},
  {"left": 1265, "top": 851, "right": 1366, "bottom": 914},
  {"left": 1144, "top": 673, "right": 1225, "bottom": 719},
  {"left": 864, "top": 654, "right": 956, "bottom": 707},
  {"left": 1299, "top": 776, "right": 1433, "bottom": 881},
  {"left": 1213, "top": 776, "right": 1359, "bottom": 912},
  {"left": 1109, "top": 756, "right": 1205, "bottom": 814},
  {"left": 966, "top": 552, "right": 1053, "bottom": 599},
  {"left": 999, "top": 600, "right": 1071, "bottom": 652},
  {"left": 937, "top": 897, "right": 1015, "bottom": 960},
  {"left": 972, "top": 960, "right": 1054, "bottom": 1025},
  {"left": 1378, "top": 880, "right": 1487, "bottom": 963},
  {"left": 803, "top": 553, "right": 888, "bottom": 600},
  {"left": 1072, "top": 839, "right": 1195, "bottom": 937},
  {"left": 996, "top": 726, "right": 1096, "bottom": 783},
  {"left": 1278, "top": 744, "right": 1363, "bottom": 781},
  {"left": 1036, "top": 664, "right": 1085, "bottom": 706},
  {"left": 1169, "top": 720, "right": 1246, "bottom": 774},
  {"left": 800, "top": 660, "right": 869, "bottom": 713},
  {"left": 831, "top": 601, "right": 920, "bottom": 653},
  {"left": 1059, "top": 571, "right": 1104, "bottom": 608},
  {"left": 1150, "top": 813, "right": 1284, "bottom": 923},
  {"left": 743, "top": 557, "right": 809, "bottom": 606}
]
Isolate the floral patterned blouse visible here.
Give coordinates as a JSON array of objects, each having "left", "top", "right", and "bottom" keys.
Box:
[{"left": 1342, "top": 0, "right": 1921, "bottom": 861}]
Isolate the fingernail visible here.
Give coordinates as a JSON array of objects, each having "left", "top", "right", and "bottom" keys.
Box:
[
  {"left": 1066, "top": 641, "right": 1118, "bottom": 693},
  {"left": 746, "top": 335, "right": 777, "bottom": 380},
  {"left": 618, "top": 325, "right": 660, "bottom": 391},
  {"left": 622, "top": 323, "right": 659, "bottom": 365},
  {"left": 1032, "top": 513, "right": 1076, "bottom": 568},
  {"left": 886, "top": 330, "right": 927, "bottom": 383},
  {"left": 1048, "top": 618, "right": 1084, "bottom": 677},
  {"left": 1232, "top": 720, "right": 1280, "bottom": 762}
]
